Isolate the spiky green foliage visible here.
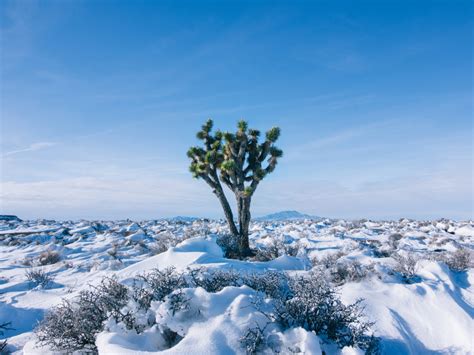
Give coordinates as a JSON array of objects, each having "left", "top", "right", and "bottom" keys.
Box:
[{"left": 187, "top": 119, "right": 282, "bottom": 195}]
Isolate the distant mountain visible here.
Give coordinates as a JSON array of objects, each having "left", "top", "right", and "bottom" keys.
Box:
[
  {"left": 167, "top": 216, "right": 200, "bottom": 222},
  {"left": 254, "top": 210, "right": 318, "bottom": 221},
  {"left": 0, "top": 215, "right": 22, "bottom": 222}
]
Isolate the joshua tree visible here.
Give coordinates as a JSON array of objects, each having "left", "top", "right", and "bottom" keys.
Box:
[{"left": 187, "top": 119, "right": 282, "bottom": 257}]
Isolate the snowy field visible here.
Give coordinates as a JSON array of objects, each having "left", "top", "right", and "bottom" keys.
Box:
[{"left": 0, "top": 216, "right": 472, "bottom": 354}]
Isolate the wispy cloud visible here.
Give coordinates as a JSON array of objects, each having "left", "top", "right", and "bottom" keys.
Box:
[
  {"left": 285, "top": 120, "right": 395, "bottom": 160},
  {"left": 2, "top": 142, "right": 57, "bottom": 157}
]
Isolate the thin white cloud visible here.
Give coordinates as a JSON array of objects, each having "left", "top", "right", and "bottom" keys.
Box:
[{"left": 2, "top": 142, "right": 57, "bottom": 157}]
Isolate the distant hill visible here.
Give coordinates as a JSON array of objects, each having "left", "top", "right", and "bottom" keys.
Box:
[
  {"left": 254, "top": 210, "right": 318, "bottom": 221},
  {"left": 0, "top": 215, "right": 22, "bottom": 222},
  {"left": 167, "top": 216, "right": 200, "bottom": 222}
]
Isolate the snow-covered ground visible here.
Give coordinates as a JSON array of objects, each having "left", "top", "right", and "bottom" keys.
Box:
[{"left": 0, "top": 217, "right": 472, "bottom": 354}]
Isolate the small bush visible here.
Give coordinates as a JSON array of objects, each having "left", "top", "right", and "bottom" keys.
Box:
[
  {"left": 393, "top": 253, "right": 418, "bottom": 282},
  {"left": 388, "top": 233, "right": 403, "bottom": 249},
  {"left": 254, "top": 239, "right": 301, "bottom": 261},
  {"left": 149, "top": 232, "right": 189, "bottom": 255},
  {"left": 330, "top": 260, "right": 371, "bottom": 285},
  {"left": 242, "top": 271, "right": 290, "bottom": 299},
  {"left": 216, "top": 233, "right": 240, "bottom": 259},
  {"left": 25, "top": 268, "right": 55, "bottom": 289},
  {"left": 189, "top": 267, "right": 240, "bottom": 292},
  {"left": 240, "top": 323, "right": 268, "bottom": 354},
  {"left": 445, "top": 248, "right": 472, "bottom": 272},
  {"left": 38, "top": 250, "right": 61, "bottom": 265},
  {"left": 131, "top": 267, "right": 188, "bottom": 311},
  {"left": 36, "top": 277, "right": 129, "bottom": 352},
  {"left": 271, "top": 272, "right": 376, "bottom": 350},
  {"left": 165, "top": 290, "right": 191, "bottom": 316},
  {"left": 0, "top": 322, "right": 13, "bottom": 353},
  {"left": 311, "top": 250, "right": 346, "bottom": 269}
]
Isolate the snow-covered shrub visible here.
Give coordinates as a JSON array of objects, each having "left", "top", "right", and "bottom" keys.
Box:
[
  {"left": 137, "top": 267, "right": 188, "bottom": 305},
  {"left": 330, "top": 260, "right": 372, "bottom": 285},
  {"left": 271, "top": 272, "right": 376, "bottom": 350},
  {"left": 183, "top": 224, "right": 211, "bottom": 239},
  {"left": 165, "top": 290, "right": 191, "bottom": 316},
  {"left": 393, "top": 253, "right": 418, "bottom": 282},
  {"left": 216, "top": 233, "right": 240, "bottom": 258},
  {"left": 0, "top": 322, "right": 12, "bottom": 352},
  {"left": 254, "top": 239, "right": 300, "bottom": 261},
  {"left": 36, "top": 277, "right": 130, "bottom": 352},
  {"left": 240, "top": 323, "right": 268, "bottom": 354},
  {"left": 25, "top": 268, "right": 54, "bottom": 289},
  {"left": 388, "top": 233, "right": 403, "bottom": 249},
  {"left": 38, "top": 250, "right": 61, "bottom": 265},
  {"left": 107, "top": 243, "right": 120, "bottom": 260},
  {"left": 149, "top": 232, "right": 190, "bottom": 255},
  {"left": 311, "top": 250, "right": 346, "bottom": 269},
  {"left": 189, "top": 267, "right": 240, "bottom": 292},
  {"left": 445, "top": 248, "right": 472, "bottom": 272},
  {"left": 241, "top": 270, "right": 290, "bottom": 299}
]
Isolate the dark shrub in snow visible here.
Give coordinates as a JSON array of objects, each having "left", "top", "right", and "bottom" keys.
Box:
[
  {"left": 388, "top": 233, "right": 403, "bottom": 248},
  {"left": 131, "top": 267, "right": 189, "bottom": 311},
  {"left": 242, "top": 270, "right": 290, "bottom": 299},
  {"left": 311, "top": 250, "right": 346, "bottom": 269},
  {"left": 189, "top": 267, "right": 240, "bottom": 292},
  {"left": 253, "top": 239, "right": 300, "bottom": 261},
  {"left": 272, "top": 272, "right": 376, "bottom": 350},
  {"left": 445, "top": 248, "right": 472, "bottom": 272},
  {"left": 393, "top": 253, "right": 418, "bottom": 283},
  {"left": 25, "top": 268, "right": 55, "bottom": 289},
  {"left": 36, "top": 277, "right": 129, "bottom": 352},
  {"left": 330, "top": 260, "right": 372, "bottom": 285},
  {"left": 38, "top": 250, "right": 61, "bottom": 265},
  {"left": 216, "top": 233, "right": 240, "bottom": 259},
  {"left": 0, "top": 322, "right": 12, "bottom": 352},
  {"left": 240, "top": 323, "right": 268, "bottom": 354}
]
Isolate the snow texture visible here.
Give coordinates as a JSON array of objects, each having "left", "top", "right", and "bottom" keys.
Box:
[{"left": 0, "top": 216, "right": 472, "bottom": 354}]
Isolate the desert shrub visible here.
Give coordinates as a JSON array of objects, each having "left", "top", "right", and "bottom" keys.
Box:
[
  {"left": 0, "top": 322, "right": 13, "bottom": 353},
  {"left": 311, "top": 250, "right": 346, "bottom": 269},
  {"left": 36, "top": 277, "right": 130, "bottom": 352},
  {"left": 189, "top": 267, "right": 240, "bottom": 292},
  {"left": 25, "top": 268, "right": 54, "bottom": 289},
  {"left": 445, "top": 248, "right": 472, "bottom": 272},
  {"left": 216, "top": 233, "right": 240, "bottom": 259},
  {"left": 270, "top": 272, "right": 376, "bottom": 350},
  {"left": 254, "top": 239, "right": 301, "bottom": 261},
  {"left": 107, "top": 243, "right": 120, "bottom": 260},
  {"left": 242, "top": 271, "right": 290, "bottom": 299},
  {"left": 373, "top": 247, "right": 392, "bottom": 258},
  {"left": 131, "top": 267, "right": 189, "bottom": 312},
  {"left": 388, "top": 233, "right": 403, "bottom": 249},
  {"left": 330, "top": 260, "right": 371, "bottom": 285},
  {"left": 240, "top": 323, "right": 268, "bottom": 354},
  {"left": 149, "top": 232, "right": 189, "bottom": 255},
  {"left": 183, "top": 224, "right": 211, "bottom": 239},
  {"left": 38, "top": 250, "right": 61, "bottom": 265},
  {"left": 164, "top": 290, "right": 191, "bottom": 316},
  {"left": 393, "top": 253, "right": 418, "bottom": 282}
]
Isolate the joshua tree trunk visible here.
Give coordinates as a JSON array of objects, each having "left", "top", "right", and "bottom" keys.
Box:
[{"left": 237, "top": 195, "right": 252, "bottom": 255}]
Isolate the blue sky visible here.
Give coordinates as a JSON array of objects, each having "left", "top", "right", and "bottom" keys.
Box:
[{"left": 1, "top": 0, "right": 472, "bottom": 220}]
